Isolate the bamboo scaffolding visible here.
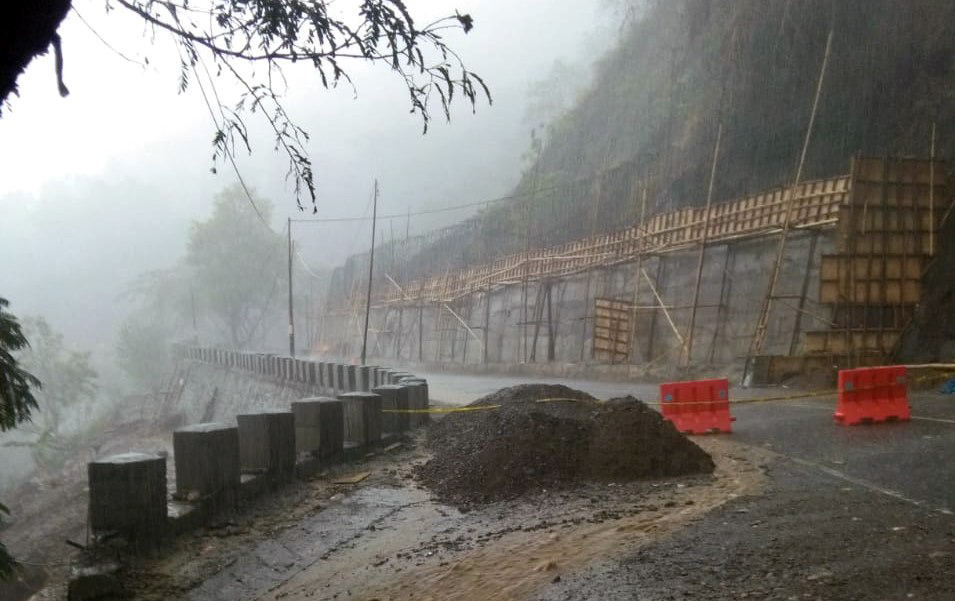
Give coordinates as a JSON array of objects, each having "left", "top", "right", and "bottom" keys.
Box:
[{"left": 367, "top": 174, "right": 848, "bottom": 309}]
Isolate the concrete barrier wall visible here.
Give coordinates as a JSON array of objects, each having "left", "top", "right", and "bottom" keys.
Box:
[
  {"left": 89, "top": 346, "right": 428, "bottom": 554},
  {"left": 169, "top": 345, "right": 427, "bottom": 398}
]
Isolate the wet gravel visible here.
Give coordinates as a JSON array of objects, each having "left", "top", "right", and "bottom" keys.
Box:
[
  {"left": 415, "top": 384, "right": 714, "bottom": 506},
  {"left": 531, "top": 457, "right": 955, "bottom": 601}
]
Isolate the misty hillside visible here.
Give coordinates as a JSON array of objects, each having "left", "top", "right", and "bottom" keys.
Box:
[{"left": 331, "top": 0, "right": 955, "bottom": 299}]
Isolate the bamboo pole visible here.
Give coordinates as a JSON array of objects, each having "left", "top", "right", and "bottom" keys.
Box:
[
  {"left": 360, "top": 181, "right": 379, "bottom": 365},
  {"left": 930, "top": 122, "right": 936, "bottom": 256},
  {"left": 744, "top": 27, "right": 833, "bottom": 383},
  {"left": 684, "top": 122, "right": 723, "bottom": 366},
  {"left": 641, "top": 268, "right": 685, "bottom": 350},
  {"left": 630, "top": 185, "right": 648, "bottom": 363}
]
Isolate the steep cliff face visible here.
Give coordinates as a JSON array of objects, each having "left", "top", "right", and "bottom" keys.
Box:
[
  {"left": 532, "top": 0, "right": 955, "bottom": 207},
  {"left": 329, "top": 0, "right": 955, "bottom": 306}
]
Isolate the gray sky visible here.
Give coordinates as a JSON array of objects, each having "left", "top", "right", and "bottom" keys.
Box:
[{"left": 0, "top": 0, "right": 611, "bottom": 348}]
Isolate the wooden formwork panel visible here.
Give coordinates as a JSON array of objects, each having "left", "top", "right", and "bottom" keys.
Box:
[
  {"left": 594, "top": 298, "right": 632, "bottom": 362},
  {"left": 846, "top": 234, "right": 934, "bottom": 256},
  {"left": 839, "top": 206, "right": 939, "bottom": 233},
  {"left": 820, "top": 279, "right": 921, "bottom": 304},
  {"left": 804, "top": 330, "right": 900, "bottom": 355},
  {"left": 831, "top": 305, "right": 915, "bottom": 330},
  {"left": 853, "top": 156, "right": 945, "bottom": 187},
  {"left": 819, "top": 255, "right": 926, "bottom": 281}
]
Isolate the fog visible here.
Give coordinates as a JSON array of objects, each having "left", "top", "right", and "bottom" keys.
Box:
[{"left": 0, "top": 1, "right": 614, "bottom": 353}]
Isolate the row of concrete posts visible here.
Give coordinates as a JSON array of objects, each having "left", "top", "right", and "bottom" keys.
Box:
[{"left": 86, "top": 348, "right": 429, "bottom": 550}]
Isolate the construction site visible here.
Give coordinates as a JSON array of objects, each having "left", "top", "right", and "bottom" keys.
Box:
[
  {"left": 321, "top": 155, "right": 951, "bottom": 385},
  {"left": 7, "top": 1, "right": 955, "bottom": 600}
]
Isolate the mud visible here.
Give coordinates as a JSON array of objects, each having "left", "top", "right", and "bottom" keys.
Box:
[
  {"left": 416, "top": 385, "right": 714, "bottom": 506},
  {"left": 107, "top": 436, "right": 761, "bottom": 601}
]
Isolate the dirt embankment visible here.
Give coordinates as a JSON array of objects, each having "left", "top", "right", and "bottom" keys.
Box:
[{"left": 415, "top": 384, "right": 715, "bottom": 506}]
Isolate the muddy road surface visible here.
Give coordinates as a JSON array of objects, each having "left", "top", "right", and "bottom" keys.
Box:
[
  {"left": 10, "top": 374, "right": 955, "bottom": 600},
  {"left": 123, "top": 436, "right": 763, "bottom": 601}
]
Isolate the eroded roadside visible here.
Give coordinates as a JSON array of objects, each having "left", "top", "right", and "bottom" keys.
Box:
[{"left": 119, "top": 436, "right": 767, "bottom": 601}]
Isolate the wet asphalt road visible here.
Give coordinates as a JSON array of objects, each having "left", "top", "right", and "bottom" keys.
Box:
[{"left": 421, "top": 371, "right": 955, "bottom": 514}]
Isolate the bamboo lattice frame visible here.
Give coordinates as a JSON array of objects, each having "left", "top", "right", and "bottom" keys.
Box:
[{"left": 370, "top": 175, "right": 850, "bottom": 307}]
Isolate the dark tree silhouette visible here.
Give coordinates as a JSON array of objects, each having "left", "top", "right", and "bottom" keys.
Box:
[
  {"left": 0, "top": 298, "right": 39, "bottom": 433},
  {"left": 0, "top": 297, "right": 40, "bottom": 580}
]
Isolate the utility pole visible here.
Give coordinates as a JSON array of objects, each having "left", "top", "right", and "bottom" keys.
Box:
[
  {"left": 189, "top": 286, "right": 198, "bottom": 344},
  {"left": 361, "top": 180, "right": 379, "bottom": 365},
  {"left": 287, "top": 217, "right": 295, "bottom": 357}
]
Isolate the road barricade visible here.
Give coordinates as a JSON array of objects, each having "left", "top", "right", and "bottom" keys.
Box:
[
  {"left": 659, "top": 378, "right": 732, "bottom": 434},
  {"left": 834, "top": 365, "right": 910, "bottom": 426}
]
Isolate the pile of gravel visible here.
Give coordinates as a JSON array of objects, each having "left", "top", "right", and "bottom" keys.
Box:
[{"left": 415, "top": 384, "right": 715, "bottom": 506}]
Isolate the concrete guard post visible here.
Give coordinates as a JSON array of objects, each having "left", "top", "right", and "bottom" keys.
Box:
[
  {"left": 317, "top": 398, "right": 344, "bottom": 461},
  {"left": 344, "top": 364, "right": 358, "bottom": 392},
  {"left": 390, "top": 371, "right": 414, "bottom": 385},
  {"left": 297, "top": 359, "right": 308, "bottom": 383},
  {"left": 337, "top": 392, "right": 382, "bottom": 446},
  {"left": 290, "top": 399, "right": 322, "bottom": 456},
  {"left": 236, "top": 411, "right": 296, "bottom": 483},
  {"left": 172, "top": 423, "right": 240, "bottom": 509},
  {"left": 357, "top": 365, "right": 372, "bottom": 392},
  {"left": 396, "top": 383, "right": 419, "bottom": 428},
  {"left": 371, "top": 385, "right": 406, "bottom": 434},
  {"left": 88, "top": 452, "right": 167, "bottom": 551},
  {"left": 307, "top": 361, "right": 317, "bottom": 386},
  {"left": 335, "top": 364, "right": 346, "bottom": 395},
  {"left": 400, "top": 378, "right": 430, "bottom": 426},
  {"left": 283, "top": 358, "right": 294, "bottom": 381}
]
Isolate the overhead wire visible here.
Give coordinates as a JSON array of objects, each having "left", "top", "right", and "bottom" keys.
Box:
[
  {"left": 288, "top": 182, "right": 567, "bottom": 224},
  {"left": 185, "top": 38, "right": 271, "bottom": 230},
  {"left": 72, "top": 7, "right": 147, "bottom": 67}
]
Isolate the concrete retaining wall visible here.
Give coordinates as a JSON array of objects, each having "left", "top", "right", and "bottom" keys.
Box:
[{"left": 323, "top": 230, "right": 831, "bottom": 376}]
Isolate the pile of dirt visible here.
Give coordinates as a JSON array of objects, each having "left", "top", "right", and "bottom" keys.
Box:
[{"left": 415, "top": 384, "right": 715, "bottom": 506}]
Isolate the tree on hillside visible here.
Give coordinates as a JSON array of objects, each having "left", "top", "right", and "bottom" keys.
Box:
[
  {"left": 0, "top": 298, "right": 39, "bottom": 433},
  {"left": 125, "top": 186, "right": 287, "bottom": 351},
  {"left": 187, "top": 187, "right": 287, "bottom": 348},
  {"left": 116, "top": 318, "right": 173, "bottom": 391},
  {"left": 7, "top": 317, "right": 97, "bottom": 476},
  {"left": 1, "top": 1, "right": 490, "bottom": 210},
  {"left": 0, "top": 298, "right": 40, "bottom": 580}
]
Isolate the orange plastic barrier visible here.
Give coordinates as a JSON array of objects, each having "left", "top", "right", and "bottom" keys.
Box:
[
  {"left": 834, "top": 365, "right": 910, "bottom": 425},
  {"left": 659, "top": 378, "right": 733, "bottom": 434}
]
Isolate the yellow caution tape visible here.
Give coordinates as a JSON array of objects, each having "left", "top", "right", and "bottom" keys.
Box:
[
  {"left": 382, "top": 404, "right": 501, "bottom": 414},
  {"left": 381, "top": 379, "right": 943, "bottom": 414}
]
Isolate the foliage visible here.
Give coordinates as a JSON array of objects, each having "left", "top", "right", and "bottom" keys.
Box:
[
  {"left": 524, "top": 60, "right": 587, "bottom": 132},
  {"left": 110, "top": 0, "right": 491, "bottom": 211},
  {"left": 186, "top": 185, "right": 286, "bottom": 348},
  {"left": 0, "top": 501, "right": 12, "bottom": 581},
  {"left": 0, "top": 297, "right": 40, "bottom": 433},
  {"left": 122, "top": 186, "right": 289, "bottom": 350},
  {"left": 10, "top": 317, "right": 97, "bottom": 475},
  {"left": 116, "top": 318, "right": 171, "bottom": 390},
  {"left": 0, "top": 298, "right": 40, "bottom": 581}
]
